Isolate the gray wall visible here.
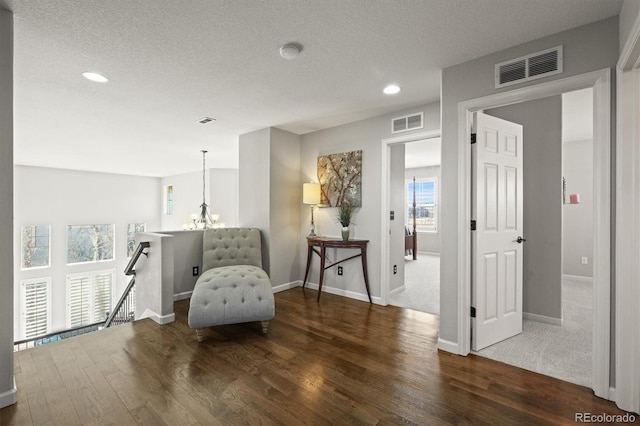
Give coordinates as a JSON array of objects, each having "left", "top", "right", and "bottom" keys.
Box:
[
  {"left": 239, "top": 127, "right": 301, "bottom": 287},
  {"left": 563, "top": 139, "right": 594, "bottom": 277},
  {"left": 440, "top": 17, "right": 618, "bottom": 344},
  {"left": 300, "top": 101, "right": 440, "bottom": 301},
  {"left": 13, "top": 166, "right": 161, "bottom": 337},
  {"left": 158, "top": 230, "right": 204, "bottom": 297},
  {"left": 405, "top": 166, "right": 441, "bottom": 254},
  {"left": 390, "top": 144, "right": 406, "bottom": 292},
  {"left": 160, "top": 168, "right": 239, "bottom": 231},
  {"left": 620, "top": 0, "right": 640, "bottom": 53},
  {"left": 0, "top": 7, "right": 14, "bottom": 409},
  {"left": 486, "top": 96, "right": 563, "bottom": 321}
]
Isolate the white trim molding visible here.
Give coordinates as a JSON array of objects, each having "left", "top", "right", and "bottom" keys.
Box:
[
  {"left": 437, "top": 338, "right": 459, "bottom": 353},
  {"left": 615, "top": 10, "right": 640, "bottom": 414},
  {"left": 523, "top": 312, "right": 563, "bottom": 326},
  {"left": 173, "top": 291, "right": 193, "bottom": 301},
  {"left": 561, "top": 274, "right": 593, "bottom": 283},
  {"left": 140, "top": 309, "right": 175, "bottom": 325},
  {"left": 456, "top": 69, "right": 611, "bottom": 397},
  {"left": 303, "top": 281, "right": 383, "bottom": 305},
  {"left": 272, "top": 281, "right": 302, "bottom": 293},
  {"left": 0, "top": 378, "right": 17, "bottom": 409},
  {"left": 380, "top": 130, "right": 441, "bottom": 307}
]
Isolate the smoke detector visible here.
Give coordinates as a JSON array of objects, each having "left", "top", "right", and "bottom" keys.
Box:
[{"left": 279, "top": 44, "right": 300, "bottom": 59}]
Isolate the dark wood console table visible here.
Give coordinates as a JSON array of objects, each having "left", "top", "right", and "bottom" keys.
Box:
[{"left": 302, "top": 237, "right": 372, "bottom": 303}]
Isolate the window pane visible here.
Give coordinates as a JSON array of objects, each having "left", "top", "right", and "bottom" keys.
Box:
[
  {"left": 67, "top": 225, "right": 114, "bottom": 264},
  {"left": 407, "top": 179, "right": 437, "bottom": 232},
  {"left": 21, "top": 225, "right": 50, "bottom": 268},
  {"left": 127, "top": 223, "right": 146, "bottom": 257}
]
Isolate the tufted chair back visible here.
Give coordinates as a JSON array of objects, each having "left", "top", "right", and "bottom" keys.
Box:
[{"left": 202, "top": 228, "right": 263, "bottom": 272}]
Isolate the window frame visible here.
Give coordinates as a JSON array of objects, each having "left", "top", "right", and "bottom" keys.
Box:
[
  {"left": 66, "top": 269, "right": 116, "bottom": 328},
  {"left": 20, "top": 277, "right": 52, "bottom": 339},
  {"left": 66, "top": 224, "right": 115, "bottom": 265},
  {"left": 406, "top": 177, "right": 438, "bottom": 234},
  {"left": 20, "top": 225, "right": 51, "bottom": 270}
]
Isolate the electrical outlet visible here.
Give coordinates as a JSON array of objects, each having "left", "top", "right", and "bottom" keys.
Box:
[
  {"left": 581, "top": 257, "right": 588, "bottom": 265},
  {"left": 192, "top": 266, "right": 199, "bottom": 276},
  {"left": 337, "top": 266, "right": 343, "bottom": 276},
  {"left": 393, "top": 265, "right": 397, "bottom": 274}
]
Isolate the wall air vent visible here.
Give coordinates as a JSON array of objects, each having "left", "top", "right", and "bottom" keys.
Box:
[
  {"left": 391, "top": 112, "right": 423, "bottom": 134},
  {"left": 197, "top": 117, "right": 216, "bottom": 124},
  {"left": 495, "top": 46, "right": 563, "bottom": 88}
]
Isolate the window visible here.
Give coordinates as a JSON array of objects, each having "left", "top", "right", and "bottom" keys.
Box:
[
  {"left": 407, "top": 178, "right": 438, "bottom": 233},
  {"left": 166, "top": 185, "right": 174, "bottom": 215},
  {"left": 66, "top": 270, "right": 115, "bottom": 327},
  {"left": 21, "top": 277, "right": 51, "bottom": 339},
  {"left": 21, "top": 225, "right": 50, "bottom": 269},
  {"left": 126, "top": 223, "right": 146, "bottom": 257},
  {"left": 67, "top": 224, "right": 114, "bottom": 264}
]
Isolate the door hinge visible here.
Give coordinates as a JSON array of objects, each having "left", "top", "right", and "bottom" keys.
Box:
[
  {"left": 470, "top": 220, "right": 476, "bottom": 231},
  {"left": 470, "top": 306, "right": 476, "bottom": 318},
  {"left": 471, "top": 133, "right": 477, "bottom": 144}
]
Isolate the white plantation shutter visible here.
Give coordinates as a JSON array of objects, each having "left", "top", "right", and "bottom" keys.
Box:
[
  {"left": 67, "top": 275, "right": 91, "bottom": 327},
  {"left": 67, "top": 270, "right": 115, "bottom": 327},
  {"left": 21, "top": 278, "right": 51, "bottom": 339},
  {"left": 93, "top": 273, "right": 113, "bottom": 322}
]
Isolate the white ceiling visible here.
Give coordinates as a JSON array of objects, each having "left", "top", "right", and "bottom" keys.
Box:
[{"left": 2, "top": 0, "right": 621, "bottom": 177}]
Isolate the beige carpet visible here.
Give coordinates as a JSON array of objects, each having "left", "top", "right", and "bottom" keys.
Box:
[
  {"left": 389, "top": 253, "right": 440, "bottom": 315},
  {"left": 474, "top": 276, "right": 592, "bottom": 387}
]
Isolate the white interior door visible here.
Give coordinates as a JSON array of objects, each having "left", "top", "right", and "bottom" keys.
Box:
[{"left": 471, "top": 112, "right": 524, "bottom": 351}]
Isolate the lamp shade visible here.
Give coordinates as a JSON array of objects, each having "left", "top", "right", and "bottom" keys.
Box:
[{"left": 303, "top": 182, "right": 321, "bottom": 205}]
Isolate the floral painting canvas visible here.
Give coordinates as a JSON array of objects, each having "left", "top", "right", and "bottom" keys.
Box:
[{"left": 317, "top": 150, "right": 362, "bottom": 207}]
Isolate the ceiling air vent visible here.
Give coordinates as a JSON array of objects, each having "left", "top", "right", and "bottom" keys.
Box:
[
  {"left": 392, "top": 112, "right": 423, "bottom": 134},
  {"left": 495, "top": 46, "right": 563, "bottom": 88}
]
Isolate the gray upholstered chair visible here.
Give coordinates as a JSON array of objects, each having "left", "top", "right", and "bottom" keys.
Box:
[{"left": 188, "top": 228, "right": 275, "bottom": 342}]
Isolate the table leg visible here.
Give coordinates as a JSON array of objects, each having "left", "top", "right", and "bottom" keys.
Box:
[
  {"left": 302, "top": 245, "right": 312, "bottom": 288},
  {"left": 317, "top": 245, "right": 326, "bottom": 302},
  {"left": 361, "top": 247, "right": 372, "bottom": 303}
]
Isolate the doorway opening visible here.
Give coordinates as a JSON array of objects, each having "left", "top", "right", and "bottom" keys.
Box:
[
  {"left": 472, "top": 88, "right": 595, "bottom": 388},
  {"left": 389, "top": 138, "right": 441, "bottom": 315}
]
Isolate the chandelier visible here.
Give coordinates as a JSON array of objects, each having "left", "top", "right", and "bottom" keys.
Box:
[{"left": 183, "top": 150, "right": 224, "bottom": 230}]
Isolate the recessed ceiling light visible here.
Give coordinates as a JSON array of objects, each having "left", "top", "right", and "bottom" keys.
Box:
[
  {"left": 383, "top": 84, "right": 401, "bottom": 95},
  {"left": 82, "top": 72, "right": 109, "bottom": 83}
]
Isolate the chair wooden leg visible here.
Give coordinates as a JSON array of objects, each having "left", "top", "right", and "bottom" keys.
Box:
[
  {"left": 195, "top": 328, "right": 206, "bottom": 342},
  {"left": 260, "top": 321, "right": 269, "bottom": 334}
]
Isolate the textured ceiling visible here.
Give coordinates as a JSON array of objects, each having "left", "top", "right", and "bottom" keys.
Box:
[{"left": 4, "top": 0, "right": 622, "bottom": 177}]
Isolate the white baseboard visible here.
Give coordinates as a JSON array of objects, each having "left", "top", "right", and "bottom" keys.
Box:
[
  {"left": 523, "top": 311, "right": 563, "bottom": 326},
  {"left": 303, "top": 282, "right": 383, "bottom": 305},
  {"left": 0, "top": 378, "right": 17, "bottom": 409},
  {"left": 140, "top": 308, "right": 175, "bottom": 325},
  {"left": 562, "top": 274, "right": 593, "bottom": 283},
  {"left": 173, "top": 291, "right": 192, "bottom": 301},
  {"left": 437, "top": 338, "right": 459, "bottom": 354},
  {"left": 272, "top": 281, "right": 302, "bottom": 293},
  {"left": 390, "top": 285, "right": 406, "bottom": 295},
  {"left": 608, "top": 386, "right": 616, "bottom": 401}
]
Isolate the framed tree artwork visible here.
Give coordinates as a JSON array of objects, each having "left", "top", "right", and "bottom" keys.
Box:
[{"left": 317, "top": 150, "right": 362, "bottom": 207}]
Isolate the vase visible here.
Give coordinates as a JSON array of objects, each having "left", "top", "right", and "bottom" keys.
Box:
[{"left": 341, "top": 226, "right": 349, "bottom": 241}]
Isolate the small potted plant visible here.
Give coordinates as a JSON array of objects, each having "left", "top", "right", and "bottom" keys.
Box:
[{"left": 336, "top": 201, "right": 354, "bottom": 241}]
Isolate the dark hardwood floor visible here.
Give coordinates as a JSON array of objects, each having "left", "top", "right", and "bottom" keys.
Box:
[{"left": 1, "top": 288, "right": 637, "bottom": 425}]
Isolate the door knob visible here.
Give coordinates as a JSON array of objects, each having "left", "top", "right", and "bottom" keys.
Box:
[{"left": 515, "top": 236, "right": 526, "bottom": 244}]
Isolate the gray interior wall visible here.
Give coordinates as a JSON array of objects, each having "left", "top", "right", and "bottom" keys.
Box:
[
  {"left": 0, "top": 7, "right": 15, "bottom": 408},
  {"left": 269, "top": 128, "right": 301, "bottom": 286},
  {"left": 160, "top": 168, "right": 239, "bottom": 231},
  {"left": 13, "top": 166, "right": 161, "bottom": 337},
  {"left": 405, "top": 166, "right": 441, "bottom": 254},
  {"left": 390, "top": 144, "right": 406, "bottom": 292},
  {"left": 157, "top": 230, "right": 203, "bottom": 297},
  {"left": 299, "top": 101, "right": 440, "bottom": 301},
  {"left": 239, "top": 128, "right": 271, "bottom": 273},
  {"left": 620, "top": 0, "right": 640, "bottom": 53},
  {"left": 562, "top": 139, "right": 594, "bottom": 277},
  {"left": 440, "top": 17, "right": 618, "bottom": 344},
  {"left": 486, "top": 96, "right": 563, "bottom": 320}
]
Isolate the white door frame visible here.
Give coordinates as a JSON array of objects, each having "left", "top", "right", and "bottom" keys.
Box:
[
  {"left": 615, "top": 12, "right": 640, "bottom": 414},
  {"left": 456, "top": 69, "right": 611, "bottom": 399},
  {"left": 380, "top": 130, "right": 441, "bottom": 305}
]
